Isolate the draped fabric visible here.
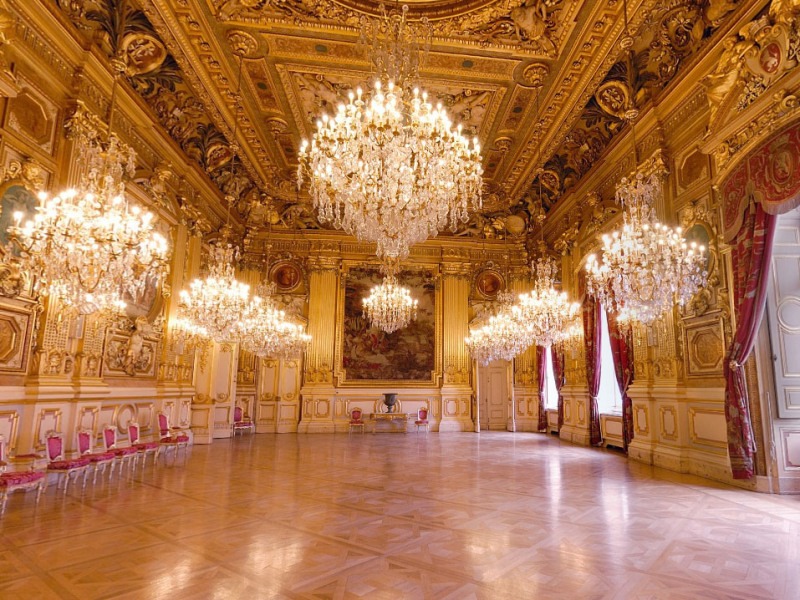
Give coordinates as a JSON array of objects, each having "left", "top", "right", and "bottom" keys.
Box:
[
  {"left": 553, "top": 343, "right": 566, "bottom": 432},
  {"left": 607, "top": 311, "right": 635, "bottom": 451},
  {"left": 724, "top": 199, "right": 777, "bottom": 479},
  {"left": 536, "top": 346, "right": 548, "bottom": 432},
  {"left": 583, "top": 293, "right": 602, "bottom": 445}
]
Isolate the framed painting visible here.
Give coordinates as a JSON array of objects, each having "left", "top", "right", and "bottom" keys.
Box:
[
  {"left": 337, "top": 265, "right": 440, "bottom": 386},
  {"left": 270, "top": 260, "right": 303, "bottom": 292}
]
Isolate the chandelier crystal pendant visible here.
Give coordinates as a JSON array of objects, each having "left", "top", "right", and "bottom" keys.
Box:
[
  {"left": 363, "top": 273, "right": 418, "bottom": 333},
  {"left": 585, "top": 170, "right": 707, "bottom": 325},
  {"left": 297, "top": 4, "right": 483, "bottom": 261},
  {"left": 6, "top": 131, "right": 170, "bottom": 316},
  {"left": 516, "top": 257, "right": 580, "bottom": 348},
  {"left": 177, "top": 233, "right": 251, "bottom": 343},
  {"left": 465, "top": 291, "right": 530, "bottom": 365}
]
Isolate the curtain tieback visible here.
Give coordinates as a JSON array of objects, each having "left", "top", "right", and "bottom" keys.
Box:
[{"left": 729, "top": 360, "right": 742, "bottom": 370}]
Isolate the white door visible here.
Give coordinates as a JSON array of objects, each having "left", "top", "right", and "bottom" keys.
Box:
[
  {"left": 478, "top": 361, "right": 509, "bottom": 430},
  {"left": 766, "top": 206, "right": 800, "bottom": 418}
]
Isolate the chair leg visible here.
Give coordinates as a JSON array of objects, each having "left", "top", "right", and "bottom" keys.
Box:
[
  {"left": 36, "top": 479, "right": 45, "bottom": 505},
  {"left": 0, "top": 490, "right": 7, "bottom": 515}
]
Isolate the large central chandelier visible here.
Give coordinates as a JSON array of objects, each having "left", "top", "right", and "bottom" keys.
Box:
[
  {"left": 178, "top": 231, "right": 250, "bottom": 343},
  {"left": 6, "top": 119, "right": 169, "bottom": 316},
  {"left": 517, "top": 257, "right": 580, "bottom": 347},
  {"left": 363, "top": 273, "right": 418, "bottom": 333},
  {"left": 465, "top": 291, "right": 529, "bottom": 365},
  {"left": 297, "top": 4, "right": 483, "bottom": 261},
  {"left": 585, "top": 169, "right": 707, "bottom": 324}
]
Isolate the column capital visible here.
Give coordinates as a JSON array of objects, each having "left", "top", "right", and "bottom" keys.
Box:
[
  {"left": 441, "top": 262, "right": 472, "bottom": 279},
  {"left": 307, "top": 256, "right": 340, "bottom": 274}
]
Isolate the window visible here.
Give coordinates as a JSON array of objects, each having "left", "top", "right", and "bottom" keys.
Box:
[
  {"left": 543, "top": 346, "right": 559, "bottom": 410},
  {"left": 598, "top": 307, "right": 623, "bottom": 414}
]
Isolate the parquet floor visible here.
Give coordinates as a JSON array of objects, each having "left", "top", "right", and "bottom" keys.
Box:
[{"left": 1, "top": 432, "right": 799, "bottom": 599}]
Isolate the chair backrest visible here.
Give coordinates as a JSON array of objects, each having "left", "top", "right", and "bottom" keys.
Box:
[
  {"left": 77, "top": 429, "right": 93, "bottom": 455},
  {"left": 418, "top": 408, "right": 428, "bottom": 421},
  {"left": 128, "top": 421, "right": 141, "bottom": 445},
  {"left": 351, "top": 408, "right": 363, "bottom": 422},
  {"left": 157, "top": 412, "right": 170, "bottom": 437},
  {"left": 233, "top": 405, "right": 243, "bottom": 423},
  {"left": 46, "top": 431, "right": 65, "bottom": 461},
  {"left": 102, "top": 425, "right": 118, "bottom": 451},
  {"left": 0, "top": 433, "right": 6, "bottom": 466}
]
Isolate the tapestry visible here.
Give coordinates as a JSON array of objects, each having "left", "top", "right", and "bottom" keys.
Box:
[{"left": 342, "top": 267, "right": 435, "bottom": 381}]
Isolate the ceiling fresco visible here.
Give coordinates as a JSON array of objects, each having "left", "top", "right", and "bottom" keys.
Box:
[{"left": 55, "top": 0, "right": 743, "bottom": 239}]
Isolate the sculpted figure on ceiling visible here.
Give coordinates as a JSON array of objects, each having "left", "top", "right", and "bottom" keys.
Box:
[
  {"left": 525, "top": 0, "right": 733, "bottom": 213},
  {"left": 467, "top": 0, "right": 560, "bottom": 55},
  {"left": 213, "top": 0, "right": 566, "bottom": 55},
  {"left": 704, "top": 0, "right": 800, "bottom": 130},
  {"left": 56, "top": 0, "right": 271, "bottom": 221}
]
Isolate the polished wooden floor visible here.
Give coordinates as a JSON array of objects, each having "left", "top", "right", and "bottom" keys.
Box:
[{"left": 1, "top": 432, "right": 799, "bottom": 599}]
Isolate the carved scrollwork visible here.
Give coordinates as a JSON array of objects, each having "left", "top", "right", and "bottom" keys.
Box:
[{"left": 1, "top": 158, "right": 45, "bottom": 191}]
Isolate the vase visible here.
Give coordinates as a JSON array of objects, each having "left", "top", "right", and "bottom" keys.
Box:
[{"left": 383, "top": 393, "right": 398, "bottom": 413}]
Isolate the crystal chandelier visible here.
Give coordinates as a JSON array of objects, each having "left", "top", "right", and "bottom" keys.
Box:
[
  {"left": 585, "top": 170, "right": 707, "bottom": 325},
  {"left": 584, "top": 0, "right": 706, "bottom": 325},
  {"left": 177, "top": 232, "right": 251, "bottom": 343},
  {"left": 169, "top": 316, "right": 210, "bottom": 352},
  {"left": 465, "top": 291, "right": 530, "bottom": 365},
  {"left": 363, "top": 273, "right": 418, "bottom": 333},
  {"left": 6, "top": 129, "right": 169, "bottom": 316},
  {"left": 238, "top": 281, "right": 311, "bottom": 358},
  {"left": 177, "top": 53, "right": 255, "bottom": 346},
  {"left": 517, "top": 257, "right": 580, "bottom": 348},
  {"left": 297, "top": 4, "right": 483, "bottom": 261}
]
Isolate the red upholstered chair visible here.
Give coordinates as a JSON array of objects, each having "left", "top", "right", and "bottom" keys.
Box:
[
  {"left": 414, "top": 408, "right": 429, "bottom": 433},
  {"left": 77, "top": 429, "right": 116, "bottom": 485},
  {"left": 0, "top": 434, "right": 46, "bottom": 514},
  {"left": 231, "top": 405, "right": 255, "bottom": 436},
  {"left": 102, "top": 425, "right": 139, "bottom": 476},
  {"left": 157, "top": 412, "right": 189, "bottom": 464},
  {"left": 128, "top": 421, "right": 160, "bottom": 468},
  {"left": 46, "top": 431, "right": 91, "bottom": 493},
  {"left": 348, "top": 408, "right": 365, "bottom": 435}
]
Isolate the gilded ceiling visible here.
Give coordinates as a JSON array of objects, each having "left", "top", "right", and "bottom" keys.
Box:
[{"left": 56, "top": 0, "right": 744, "bottom": 238}]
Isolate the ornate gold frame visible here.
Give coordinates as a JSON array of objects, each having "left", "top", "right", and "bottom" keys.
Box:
[{"left": 334, "top": 261, "right": 443, "bottom": 388}]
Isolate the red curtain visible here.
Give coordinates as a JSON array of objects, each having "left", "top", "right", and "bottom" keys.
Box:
[
  {"left": 583, "top": 293, "right": 602, "bottom": 445},
  {"left": 607, "top": 311, "right": 635, "bottom": 451},
  {"left": 724, "top": 199, "right": 777, "bottom": 479},
  {"left": 536, "top": 346, "right": 547, "bottom": 432},
  {"left": 553, "top": 343, "right": 566, "bottom": 432}
]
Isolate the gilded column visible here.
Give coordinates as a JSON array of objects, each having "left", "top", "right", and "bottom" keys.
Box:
[
  {"left": 511, "top": 264, "right": 537, "bottom": 432},
  {"left": 298, "top": 255, "right": 339, "bottom": 433},
  {"left": 439, "top": 261, "right": 473, "bottom": 432},
  {"left": 559, "top": 250, "right": 592, "bottom": 445}
]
